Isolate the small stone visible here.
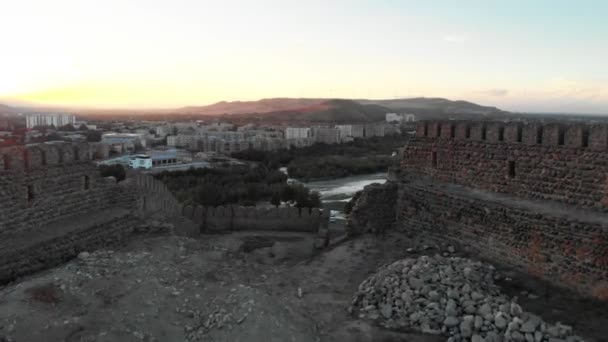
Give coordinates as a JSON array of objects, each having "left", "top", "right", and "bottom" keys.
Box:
[
  {"left": 494, "top": 313, "right": 508, "bottom": 329},
  {"left": 546, "top": 325, "right": 560, "bottom": 337},
  {"left": 464, "top": 305, "right": 477, "bottom": 314},
  {"left": 486, "top": 331, "right": 500, "bottom": 342},
  {"left": 446, "top": 299, "right": 458, "bottom": 317},
  {"left": 525, "top": 333, "right": 535, "bottom": 342},
  {"left": 409, "top": 277, "right": 423, "bottom": 290},
  {"left": 521, "top": 316, "right": 541, "bottom": 333},
  {"left": 448, "top": 246, "right": 455, "bottom": 253},
  {"left": 534, "top": 331, "right": 543, "bottom": 342},
  {"left": 472, "top": 334, "right": 485, "bottom": 342},
  {"left": 380, "top": 304, "right": 392, "bottom": 319},
  {"left": 508, "top": 321, "right": 520, "bottom": 332},
  {"left": 510, "top": 302, "right": 523, "bottom": 317},
  {"left": 447, "top": 289, "right": 459, "bottom": 299},
  {"left": 512, "top": 331, "right": 525, "bottom": 342},
  {"left": 471, "top": 291, "right": 485, "bottom": 301},
  {"left": 77, "top": 251, "right": 90, "bottom": 260},
  {"left": 478, "top": 303, "right": 492, "bottom": 316},
  {"left": 460, "top": 317, "right": 473, "bottom": 338},
  {"left": 444, "top": 316, "right": 459, "bottom": 327},
  {"left": 474, "top": 316, "right": 483, "bottom": 329}
]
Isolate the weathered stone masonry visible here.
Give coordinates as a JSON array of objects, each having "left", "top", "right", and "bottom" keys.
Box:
[
  {"left": 350, "top": 120, "right": 608, "bottom": 299},
  {"left": 0, "top": 141, "right": 331, "bottom": 284},
  {"left": 408, "top": 120, "right": 608, "bottom": 210},
  {"left": 135, "top": 173, "right": 330, "bottom": 245},
  {"left": 0, "top": 142, "right": 138, "bottom": 283}
]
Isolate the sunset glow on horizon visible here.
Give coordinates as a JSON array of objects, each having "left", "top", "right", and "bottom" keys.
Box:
[{"left": 1, "top": 0, "right": 607, "bottom": 113}]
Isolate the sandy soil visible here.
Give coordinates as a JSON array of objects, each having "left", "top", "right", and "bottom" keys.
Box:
[{"left": 0, "top": 230, "right": 606, "bottom": 342}]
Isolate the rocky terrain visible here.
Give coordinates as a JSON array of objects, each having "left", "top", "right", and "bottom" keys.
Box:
[
  {"left": 351, "top": 256, "right": 583, "bottom": 342},
  {"left": 0, "top": 227, "right": 606, "bottom": 342}
]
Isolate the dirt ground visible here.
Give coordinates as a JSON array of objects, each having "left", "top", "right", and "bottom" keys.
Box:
[{"left": 0, "top": 230, "right": 606, "bottom": 342}]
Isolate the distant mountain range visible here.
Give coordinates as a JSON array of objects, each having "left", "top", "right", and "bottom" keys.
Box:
[
  {"left": 178, "top": 97, "right": 508, "bottom": 122},
  {"left": 357, "top": 98, "right": 505, "bottom": 115},
  {"left": 0, "top": 97, "right": 509, "bottom": 122}
]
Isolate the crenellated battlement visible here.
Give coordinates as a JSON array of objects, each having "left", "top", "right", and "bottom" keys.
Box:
[
  {"left": 415, "top": 120, "right": 606, "bottom": 149},
  {"left": 133, "top": 173, "right": 329, "bottom": 241},
  {"left": 0, "top": 141, "right": 91, "bottom": 172},
  {"left": 347, "top": 118, "right": 608, "bottom": 299}
]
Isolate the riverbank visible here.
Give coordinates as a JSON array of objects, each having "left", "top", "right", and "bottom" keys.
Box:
[{"left": 296, "top": 172, "right": 388, "bottom": 220}]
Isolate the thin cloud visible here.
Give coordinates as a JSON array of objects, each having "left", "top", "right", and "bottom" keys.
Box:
[
  {"left": 442, "top": 34, "right": 468, "bottom": 43},
  {"left": 476, "top": 89, "right": 509, "bottom": 97}
]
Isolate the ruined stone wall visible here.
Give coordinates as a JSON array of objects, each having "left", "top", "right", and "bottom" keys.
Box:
[
  {"left": 395, "top": 176, "right": 608, "bottom": 299},
  {"left": 0, "top": 142, "right": 135, "bottom": 235},
  {"left": 181, "top": 204, "right": 328, "bottom": 232},
  {"left": 346, "top": 182, "right": 397, "bottom": 236},
  {"left": 405, "top": 120, "right": 608, "bottom": 211},
  {"left": 133, "top": 172, "right": 329, "bottom": 242},
  {"left": 132, "top": 173, "right": 182, "bottom": 218},
  {"left": 0, "top": 142, "right": 137, "bottom": 283},
  {"left": 181, "top": 204, "right": 330, "bottom": 247}
]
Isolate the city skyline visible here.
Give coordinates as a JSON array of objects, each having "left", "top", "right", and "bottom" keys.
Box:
[{"left": 1, "top": 0, "right": 607, "bottom": 113}]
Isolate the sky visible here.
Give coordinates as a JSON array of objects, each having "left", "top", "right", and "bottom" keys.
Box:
[{"left": 0, "top": 0, "right": 607, "bottom": 113}]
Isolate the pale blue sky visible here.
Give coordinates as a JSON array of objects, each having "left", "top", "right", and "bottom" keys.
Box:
[{"left": 0, "top": 0, "right": 606, "bottom": 112}]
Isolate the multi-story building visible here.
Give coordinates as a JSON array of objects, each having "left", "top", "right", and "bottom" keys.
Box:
[
  {"left": 285, "top": 127, "right": 311, "bottom": 139},
  {"left": 312, "top": 127, "right": 340, "bottom": 144},
  {"left": 101, "top": 133, "right": 145, "bottom": 152},
  {"left": 26, "top": 113, "right": 76, "bottom": 129},
  {"left": 364, "top": 123, "right": 386, "bottom": 137},
  {"left": 335, "top": 125, "right": 352, "bottom": 140}
]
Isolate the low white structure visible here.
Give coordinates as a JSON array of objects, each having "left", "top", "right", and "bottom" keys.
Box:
[
  {"left": 386, "top": 113, "right": 416, "bottom": 123},
  {"left": 129, "top": 154, "right": 153, "bottom": 169}
]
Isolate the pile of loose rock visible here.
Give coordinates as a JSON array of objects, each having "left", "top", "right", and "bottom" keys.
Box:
[{"left": 350, "top": 255, "right": 583, "bottom": 342}]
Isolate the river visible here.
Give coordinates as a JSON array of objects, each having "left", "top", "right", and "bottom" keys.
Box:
[{"left": 280, "top": 169, "right": 387, "bottom": 221}]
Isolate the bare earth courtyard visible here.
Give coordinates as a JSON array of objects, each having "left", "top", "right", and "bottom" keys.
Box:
[{"left": 1, "top": 228, "right": 606, "bottom": 342}]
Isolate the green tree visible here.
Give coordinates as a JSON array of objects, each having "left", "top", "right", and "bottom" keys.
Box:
[{"left": 270, "top": 191, "right": 281, "bottom": 207}]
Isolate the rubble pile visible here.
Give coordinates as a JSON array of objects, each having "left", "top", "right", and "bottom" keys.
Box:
[{"left": 350, "top": 255, "right": 582, "bottom": 342}]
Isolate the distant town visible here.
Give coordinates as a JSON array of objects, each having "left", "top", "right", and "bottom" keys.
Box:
[{"left": 0, "top": 111, "right": 417, "bottom": 172}]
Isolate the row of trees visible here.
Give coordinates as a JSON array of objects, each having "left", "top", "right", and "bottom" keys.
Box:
[
  {"left": 232, "top": 134, "right": 409, "bottom": 179},
  {"left": 154, "top": 165, "right": 321, "bottom": 208},
  {"left": 286, "top": 155, "right": 392, "bottom": 180}
]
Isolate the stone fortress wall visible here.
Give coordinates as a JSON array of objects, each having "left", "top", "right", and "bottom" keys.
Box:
[
  {"left": 0, "top": 145, "right": 331, "bottom": 284},
  {"left": 408, "top": 120, "right": 608, "bottom": 210},
  {"left": 134, "top": 173, "right": 330, "bottom": 244},
  {"left": 180, "top": 203, "right": 330, "bottom": 247},
  {"left": 349, "top": 120, "right": 608, "bottom": 299},
  {"left": 0, "top": 142, "right": 137, "bottom": 284}
]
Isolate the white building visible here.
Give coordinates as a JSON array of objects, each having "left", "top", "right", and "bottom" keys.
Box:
[
  {"left": 336, "top": 125, "right": 353, "bottom": 141},
  {"left": 102, "top": 133, "right": 144, "bottom": 145},
  {"left": 285, "top": 127, "right": 311, "bottom": 139},
  {"left": 26, "top": 113, "right": 76, "bottom": 129},
  {"left": 386, "top": 113, "right": 416, "bottom": 123},
  {"left": 129, "top": 155, "right": 153, "bottom": 169}
]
